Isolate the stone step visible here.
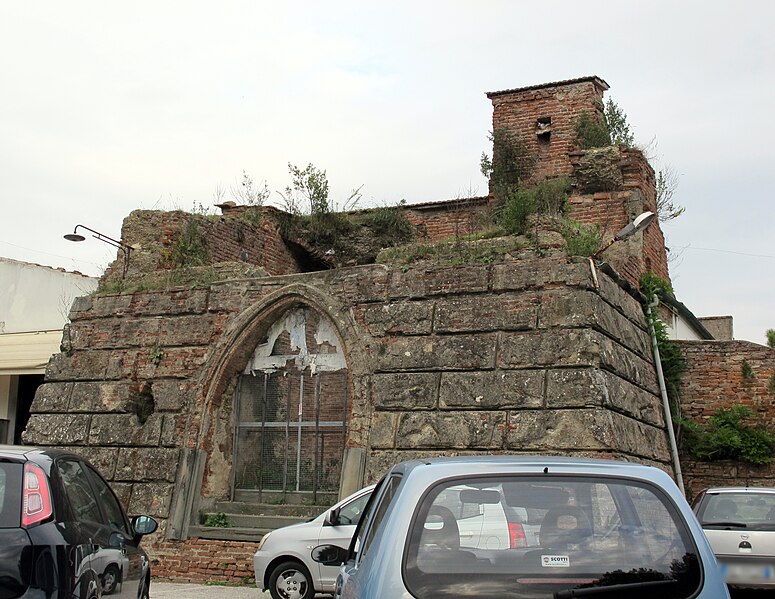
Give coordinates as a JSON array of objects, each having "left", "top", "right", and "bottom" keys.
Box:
[
  {"left": 202, "top": 512, "right": 310, "bottom": 530},
  {"left": 213, "top": 501, "right": 327, "bottom": 518},
  {"left": 232, "top": 490, "right": 338, "bottom": 506}
]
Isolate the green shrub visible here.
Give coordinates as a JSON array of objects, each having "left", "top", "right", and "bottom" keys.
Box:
[
  {"left": 481, "top": 128, "right": 536, "bottom": 202},
  {"left": 767, "top": 328, "right": 775, "bottom": 348},
  {"left": 170, "top": 215, "right": 211, "bottom": 268},
  {"left": 363, "top": 205, "right": 415, "bottom": 241},
  {"left": 497, "top": 178, "right": 571, "bottom": 236},
  {"left": 203, "top": 512, "right": 230, "bottom": 528},
  {"left": 679, "top": 404, "right": 775, "bottom": 465},
  {"left": 562, "top": 220, "right": 602, "bottom": 256},
  {"left": 576, "top": 113, "right": 611, "bottom": 149}
]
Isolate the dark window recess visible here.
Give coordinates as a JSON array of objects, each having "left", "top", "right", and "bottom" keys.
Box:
[{"left": 536, "top": 117, "right": 552, "bottom": 141}]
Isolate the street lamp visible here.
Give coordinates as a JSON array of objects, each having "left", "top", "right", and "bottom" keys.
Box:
[
  {"left": 64, "top": 224, "right": 133, "bottom": 277},
  {"left": 588, "top": 211, "right": 656, "bottom": 288}
]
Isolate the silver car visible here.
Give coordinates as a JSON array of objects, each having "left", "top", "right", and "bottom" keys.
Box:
[
  {"left": 312, "top": 456, "right": 730, "bottom": 598},
  {"left": 253, "top": 484, "right": 375, "bottom": 599},
  {"left": 692, "top": 486, "right": 775, "bottom": 589}
]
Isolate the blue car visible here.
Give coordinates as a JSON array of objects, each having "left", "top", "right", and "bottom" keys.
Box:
[{"left": 313, "top": 456, "right": 729, "bottom": 598}]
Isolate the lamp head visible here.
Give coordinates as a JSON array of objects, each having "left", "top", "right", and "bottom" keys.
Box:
[
  {"left": 614, "top": 211, "right": 656, "bottom": 241},
  {"left": 64, "top": 232, "right": 86, "bottom": 242}
]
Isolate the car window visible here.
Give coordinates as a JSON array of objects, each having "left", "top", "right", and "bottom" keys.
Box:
[
  {"left": 338, "top": 490, "right": 371, "bottom": 526},
  {"left": 0, "top": 462, "right": 22, "bottom": 528},
  {"left": 698, "top": 491, "right": 775, "bottom": 531},
  {"left": 404, "top": 475, "right": 700, "bottom": 599},
  {"left": 84, "top": 464, "right": 130, "bottom": 536},
  {"left": 57, "top": 459, "right": 103, "bottom": 524},
  {"left": 357, "top": 475, "right": 401, "bottom": 561}
]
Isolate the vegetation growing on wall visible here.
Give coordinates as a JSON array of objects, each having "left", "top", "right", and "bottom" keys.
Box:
[
  {"left": 767, "top": 328, "right": 775, "bottom": 348},
  {"left": 677, "top": 405, "right": 775, "bottom": 465},
  {"left": 480, "top": 128, "right": 536, "bottom": 203},
  {"left": 575, "top": 99, "right": 634, "bottom": 150},
  {"left": 496, "top": 178, "right": 571, "bottom": 236},
  {"left": 561, "top": 220, "right": 603, "bottom": 256},
  {"left": 169, "top": 214, "right": 212, "bottom": 268},
  {"left": 639, "top": 272, "right": 686, "bottom": 411}
]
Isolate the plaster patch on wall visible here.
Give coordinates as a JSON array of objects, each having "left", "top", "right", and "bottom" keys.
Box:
[{"left": 243, "top": 308, "right": 346, "bottom": 374}]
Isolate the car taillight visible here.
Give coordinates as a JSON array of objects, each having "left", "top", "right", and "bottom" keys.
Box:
[
  {"left": 508, "top": 521, "right": 527, "bottom": 548},
  {"left": 22, "top": 463, "right": 53, "bottom": 527}
]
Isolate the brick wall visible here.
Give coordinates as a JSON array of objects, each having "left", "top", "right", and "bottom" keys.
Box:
[
  {"left": 677, "top": 340, "right": 775, "bottom": 498},
  {"left": 487, "top": 77, "right": 609, "bottom": 183}
]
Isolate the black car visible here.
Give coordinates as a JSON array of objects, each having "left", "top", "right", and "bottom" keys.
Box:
[{"left": 0, "top": 445, "right": 157, "bottom": 599}]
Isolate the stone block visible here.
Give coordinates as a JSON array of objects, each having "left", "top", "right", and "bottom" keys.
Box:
[
  {"left": 369, "top": 412, "right": 398, "bottom": 449},
  {"left": 492, "top": 258, "right": 591, "bottom": 292},
  {"left": 158, "top": 314, "right": 228, "bottom": 347},
  {"left": 361, "top": 302, "right": 434, "bottom": 336},
  {"left": 69, "top": 382, "right": 134, "bottom": 413},
  {"left": 31, "top": 383, "right": 72, "bottom": 413},
  {"left": 545, "top": 368, "right": 663, "bottom": 425},
  {"left": 89, "top": 414, "right": 163, "bottom": 446},
  {"left": 498, "top": 330, "right": 602, "bottom": 369},
  {"left": 396, "top": 411, "right": 505, "bottom": 449},
  {"left": 435, "top": 294, "right": 538, "bottom": 333},
  {"left": 136, "top": 347, "right": 209, "bottom": 379},
  {"left": 22, "top": 414, "right": 91, "bottom": 445},
  {"left": 83, "top": 294, "right": 134, "bottom": 319},
  {"left": 440, "top": 370, "right": 544, "bottom": 409},
  {"left": 378, "top": 334, "right": 496, "bottom": 371},
  {"left": 373, "top": 373, "right": 439, "bottom": 409},
  {"left": 537, "top": 289, "right": 651, "bottom": 359},
  {"left": 161, "top": 413, "right": 189, "bottom": 447},
  {"left": 115, "top": 448, "right": 181, "bottom": 482},
  {"left": 573, "top": 147, "right": 623, "bottom": 193},
  {"left": 328, "top": 266, "right": 389, "bottom": 303},
  {"left": 129, "top": 482, "right": 174, "bottom": 518},
  {"left": 152, "top": 380, "right": 192, "bottom": 412},
  {"left": 427, "top": 266, "right": 489, "bottom": 295},
  {"left": 130, "top": 289, "right": 209, "bottom": 316},
  {"left": 80, "top": 447, "right": 120, "bottom": 479}
]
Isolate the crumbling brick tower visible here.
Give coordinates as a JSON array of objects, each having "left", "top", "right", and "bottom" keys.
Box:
[{"left": 486, "top": 76, "right": 670, "bottom": 287}]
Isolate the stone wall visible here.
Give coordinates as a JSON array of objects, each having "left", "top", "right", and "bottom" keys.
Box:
[
  {"left": 677, "top": 340, "right": 775, "bottom": 499},
  {"left": 26, "top": 243, "right": 670, "bottom": 582}
]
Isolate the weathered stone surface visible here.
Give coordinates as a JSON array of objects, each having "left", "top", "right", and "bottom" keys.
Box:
[
  {"left": 538, "top": 290, "right": 651, "bottom": 358},
  {"left": 89, "top": 414, "right": 163, "bottom": 446},
  {"left": 505, "top": 409, "right": 668, "bottom": 460},
  {"left": 327, "top": 265, "right": 389, "bottom": 304},
  {"left": 23, "top": 414, "right": 91, "bottom": 445},
  {"left": 130, "top": 289, "right": 209, "bottom": 316},
  {"left": 546, "top": 368, "right": 663, "bottom": 425},
  {"left": 129, "top": 482, "right": 174, "bottom": 518},
  {"left": 110, "top": 482, "right": 133, "bottom": 511},
  {"left": 378, "top": 334, "right": 496, "bottom": 371},
  {"left": 152, "top": 380, "right": 192, "bottom": 412},
  {"left": 492, "top": 258, "right": 590, "bottom": 292},
  {"left": 73, "top": 294, "right": 133, "bottom": 320},
  {"left": 115, "top": 448, "right": 181, "bottom": 482},
  {"left": 69, "top": 382, "right": 133, "bottom": 412},
  {"left": 31, "top": 383, "right": 72, "bottom": 413},
  {"left": 46, "top": 350, "right": 130, "bottom": 381},
  {"left": 368, "top": 412, "right": 398, "bottom": 448},
  {"left": 435, "top": 294, "right": 538, "bottom": 333},
  {"left": 440, "top": 370, "right": 544, "bottom": 409},
  {"left": 396, "top": 411, "right": 505, "bottom": 449},
  {"left": 372, "top": 373, "right": 439, "bottom": 409},
  {"left": 161, "top": 413, "right": 188, "bottom": 447},
  {"left": 574, "top": 147, "right": 623, "bottom": 193},
  {"left": 388, "top": 265, "right": 489, "bottom": 299},
  {"left": 135, "top": 347, "right": 209, "bottom": 379},
  {"left": 361, "top": 302, "right": 434, "bottom": 336},
  {"left": 158, "top": 314, "right": 228, "bottom": 347}
]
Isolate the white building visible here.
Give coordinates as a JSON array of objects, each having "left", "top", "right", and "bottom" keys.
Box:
[{"left": 0, "top": 258, "right": 98, "bottom": 443}]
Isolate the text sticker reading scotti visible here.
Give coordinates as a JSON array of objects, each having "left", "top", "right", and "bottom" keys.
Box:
[{"left": 541, "top": 555, "right": 570, "bottom": 568}]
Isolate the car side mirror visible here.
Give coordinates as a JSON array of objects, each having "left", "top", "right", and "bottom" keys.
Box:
[
  {"left": 132, "top": 515, "right": 158, "bottom": 537},
  {"left": 325, "top": 508, "right": 341, "bottom": 527},
  {"left": 312, "top": 544, "right": 348, "bottom": 566}
]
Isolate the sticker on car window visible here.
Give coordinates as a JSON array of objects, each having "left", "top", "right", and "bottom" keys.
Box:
[{"left": 541, "top": 555, "right": 570, "bottom": 568}]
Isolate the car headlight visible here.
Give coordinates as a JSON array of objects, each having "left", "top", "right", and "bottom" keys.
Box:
[{"left": 257, "top": 531, "right": 272, "bottom": 551}]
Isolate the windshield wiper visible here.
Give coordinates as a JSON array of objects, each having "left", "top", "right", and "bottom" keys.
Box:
[{"left": 554, "top": 579, "right": 677, "bottom": 598}]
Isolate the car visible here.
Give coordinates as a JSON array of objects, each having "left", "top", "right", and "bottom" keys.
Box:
[
  {"left": 312, "top": 456, "right": 730, "bottom": 599},
  {"left": 0, "top": 445, "right": 158, "bottom": 598},
  {"left": 253, "top": 484, "right": 375, "bottom": 599},
  {"left": 692, "top": 486, "right": 775, "bottom": 589}
]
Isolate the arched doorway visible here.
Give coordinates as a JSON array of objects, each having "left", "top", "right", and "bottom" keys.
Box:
[{"left": 232, "top": 307, "right": 348, "bottom": 504}]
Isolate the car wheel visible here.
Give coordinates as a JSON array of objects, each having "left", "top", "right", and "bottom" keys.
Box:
[
  {"left": 101, "top": 564, "right": 119, "bottom": 595},
  {"left": 268, "top": 561, "right": 314, "bottom": 599}
]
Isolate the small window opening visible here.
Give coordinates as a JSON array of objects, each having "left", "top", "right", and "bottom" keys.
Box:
[{"left": 536, "top": 117, "right": 552, "bottom": 143}]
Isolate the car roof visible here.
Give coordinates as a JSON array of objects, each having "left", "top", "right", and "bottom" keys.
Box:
[
  {"left": 704, "top": 487, "right": 775, "bottom": 494},
  {"left": 0, "top": 444, "right": 83, "bottom": 462},
  {"left": 390, "top": 455, "right": 667, "bottom": 479}
]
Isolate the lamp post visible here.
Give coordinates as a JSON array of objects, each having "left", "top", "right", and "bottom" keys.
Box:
[
  {"left": 64, "top": 224, "right": 133, "bottom": 278},
  {"left": 587, "top": 211, "right": 656, "bottom": 288}
]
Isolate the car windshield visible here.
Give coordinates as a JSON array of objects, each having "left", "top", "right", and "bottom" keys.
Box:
[
  {"left": 697, "top": 491, "right": 775, "bottom": 530},
  {"left": 404, "top": 475, "right": 700, "bottom": 599}
]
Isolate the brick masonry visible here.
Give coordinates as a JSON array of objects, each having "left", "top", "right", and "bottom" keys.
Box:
[{"left": 676, "top": 340, "right": 775, "bottom": 500}]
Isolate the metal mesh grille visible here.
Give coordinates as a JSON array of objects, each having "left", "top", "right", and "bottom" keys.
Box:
[{"left": 234, "top": 368, "right": 347, "bottom": 498}]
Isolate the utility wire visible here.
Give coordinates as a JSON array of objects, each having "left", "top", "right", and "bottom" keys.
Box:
[{"left": 673, "top": 245, "right": 775, "bottom": 260}]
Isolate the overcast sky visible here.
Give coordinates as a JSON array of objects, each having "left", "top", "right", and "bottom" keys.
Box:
[{"left": 1, "top": 1, "right": 773, "bottom": 345}]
